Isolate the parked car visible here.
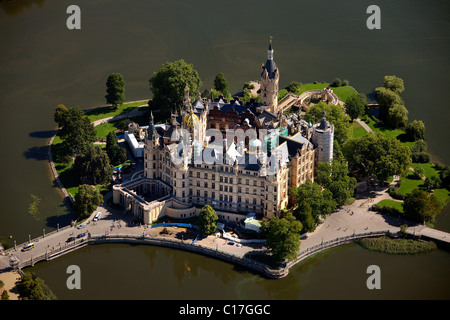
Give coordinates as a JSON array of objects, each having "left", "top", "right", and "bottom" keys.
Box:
[
  {"left": 77, "top": 223, "right": 86, "bottom": 229},
  {"left": 77, "top": 233, "right": 86, "bottom": 238},
  {"left": 93, "top": 212, "right": 102, "bottom": 222},
  {"left": 66, "top": 237, "right": 75, "bottom": 243},
  {"left": 228, "top": 241, "right": 235, "bottom": 245}
]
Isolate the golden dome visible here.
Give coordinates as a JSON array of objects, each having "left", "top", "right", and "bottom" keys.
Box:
[{"left": 182, "top": 107, "right": 199, "bottom": 128}]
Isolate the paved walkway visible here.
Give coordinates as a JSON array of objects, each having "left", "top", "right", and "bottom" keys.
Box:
[{"left": 355, "top": 118, "right": 374, "bottom": 133}]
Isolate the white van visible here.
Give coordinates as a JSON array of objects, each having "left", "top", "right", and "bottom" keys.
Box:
[{"left": 93, "top": 212, "right": 102, "bottom": 222}]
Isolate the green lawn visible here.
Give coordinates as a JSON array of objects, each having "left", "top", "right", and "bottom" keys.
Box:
[
  {"left": 351, "top": 120, "right": 368, "bottom": 138},
  {"left": 85, "top": 100, "right": 148, "bottom": 122},
  {"left": 376, "top": 199, "right": 404, "bottom": 213},
  {"left": 397, "top": 171, "right": 424, "bottom": 195},
  {"left": 297, "top": 82, "right": 358, "bottom": 102},
  {"left": 362, "top": 116, "right": 415, "bottom": 148},
  {"left": 396, "top": 164, "right": 450, "bottom": 207}
]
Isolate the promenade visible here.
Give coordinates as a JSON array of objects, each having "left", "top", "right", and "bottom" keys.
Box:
[{"left": 2, "top": 177, "right": 448, "bottom": 279}]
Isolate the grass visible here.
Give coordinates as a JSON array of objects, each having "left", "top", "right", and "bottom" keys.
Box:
[
  {"left": 85, "top": 100, "right": 148, "bottom": 122},
  {"left": 376, "top": 199, "right": 404, "bottom": 213},
  {"left": 297, "top": 82, "right": 358, "bottom": 102},
  {"left": 362, "top": 116, "right": 415, "bottom": 148},
  {"left": 351, "top": 120, "right": 368, "bottom": 138},
  {"left": 397, "top": 171, "right": 424, "bottom": 195}
]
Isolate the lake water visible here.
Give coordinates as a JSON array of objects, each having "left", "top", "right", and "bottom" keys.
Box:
[{"left": 1, "top": 0, "right": 449, "bottom": 299}]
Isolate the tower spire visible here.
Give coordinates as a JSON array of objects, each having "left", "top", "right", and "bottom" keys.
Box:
[{"left": 268, "top": 36, "right": 274, "bottom": 60}]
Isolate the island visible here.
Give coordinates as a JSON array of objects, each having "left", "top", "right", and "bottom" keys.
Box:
[{"left": 1, "top": 40, "right": 449, "bottom": 290}]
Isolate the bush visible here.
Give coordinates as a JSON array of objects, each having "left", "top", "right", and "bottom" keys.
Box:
[
  {"left": 62, "top": 155, "right": 73, "bottom": 164},
  {"left": 388, "top": 186, "right": 406, "bottom": 200},
  {"left": 330, "top": 78, "right": 342, "bottom": 87},
  {"left": 411, "top": 151, "right": 431, "bottom": 163},
  {"left": 372, "top": 203, "right": 402, "bottom": 216},
  {"left": 342, "top": 79, "right": 349, "bottom": 86}
]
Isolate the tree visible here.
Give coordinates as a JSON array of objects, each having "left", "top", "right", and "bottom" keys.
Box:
[
  {"left": 330, "top": 78, "right": 342, "bottom": 87},
  {"left": 343, "top": 132, "right": 411, "bottom": 182},
  {"left": 405, "top": 120, "right": 425, "bottom": 141},
  {"left": 214, "top": 72, "right": 229, "bottom": 98},
  {"left": 345, "top": 93, "right": 367, "bottom": 121},
  {"left": 16, "top": 272, "right": 57, "bottom": 300},
  {"left": 54, "top": 104, "right": 68, "bottom": 127},
  {"left": 73, "top": 184, "right": 103, "bottom": 220},
  {"left": 403, "top": 189, "right": 442, "bottom": 224},
  {"left": 73, "top": 146, "right": 113, "bottom": 185},
  {"left": 376, "top": 87, "right": 404, "bottom": 122},
  {"left": 149, "top": 59, "right": 202, "bottom": 117},
  {"left": 290, "top": 180, "right": 336, "bottom": 225},
  {"left": 105, "top": 73, "right": 125, "bottom": 110},
  {"left": 108, "top": 144, "right": 127, "bottom": 166},
  {"left": 285, "top": 81, "right": 302, "bottom": 93},
  {"left": 105, "top": 131, "right": 126, "bottom": 166},
  {"left": 260, "top": 212, "right": 302, "bottom": 264},
  {"left": 316, "top": 160, "right": 357, "bottom": 206},
  {"left": 304, "top": 101, "right": 352, "bottom": 145},
  {"left": 386, "top": 103, "right": 408, "bottom": 128},
  {"left": 58, "top": 107, "right": 96, "bottom": 155},
  {"left": 383, "top": 75, "right": 404, "bottom": 95},
  {"left": 198, "top": 205, "right": 218, "bottom": 235},
  {"left": 293, "top": 202, "right": 315, "bottom": 233}
]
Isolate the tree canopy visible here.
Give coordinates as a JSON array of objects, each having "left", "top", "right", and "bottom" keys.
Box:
[
  {"left": 405, "top": 120, "right": 425, "bottom": 141},
  {"left": 54, "top": 104, "right": 68, "bottom": 127},
  {"left": 105, "top": 73, "right": 125, "bottom": 110},
  {"left": 73, "top": 146, "right": 113, "bottom": 185},
  {"left": 198, "top": 205, "right": 218, "bottom": 235},
  {"left": 149, "top": 59, "right": 202, "bottom": 117},
  {"left": 403, "top": 189, "right": 442, "bottom": 225},
  {"left": 57, "top": 106, "right": 96, "bottom": 155},
  {"left": 315, "top": 160, "right": 357, "bottom": 206},
  {"left": 345, "top": 93, "right": 367, "bottom": 121},
  {"left": 106, "top": 131, "right": 127, "bottom": 166},
  {"left": 213, "top": 72, "right": 229, "bottom": 98},
  {"left": 343, "top": 132, "right": 411, "bottom": 181},
  {"left": 73, "top": 184, "right": 103, "bottom": 221},
  {"left": 383, "top": 75, "right": 404, "bottom": 95},
  {"left": 260, "top": 212, "right": 303, "bottom": 264},
  {"left": 376, "top": 76, "right": 408, "bottom": 128},
  {"left": 290, "top": 180, "right": 336, "bottom": 227},
  {"left": 16, "top": 272, "right": 57, "bottom": 300}
]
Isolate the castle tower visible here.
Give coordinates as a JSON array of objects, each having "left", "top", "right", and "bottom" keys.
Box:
[
  {"left": 260, "top": 37, "right": 279, "bottom": 113},
  {"left": 311, "top": 111, "right": 334, "bottom": 164}
]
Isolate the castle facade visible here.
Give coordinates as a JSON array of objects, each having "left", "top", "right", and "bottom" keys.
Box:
[{"left": 113, "top": 40, "right": 334, "bottom": 226}]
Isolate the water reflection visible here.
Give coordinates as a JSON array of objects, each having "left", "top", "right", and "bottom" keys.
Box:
[{"left": 0, "top": 0, "right": 45, "bottom": 16}]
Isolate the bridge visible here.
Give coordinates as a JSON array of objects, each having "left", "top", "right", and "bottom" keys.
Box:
[{"left": 278, "top": 88, "right": 341, "bottom": 114}]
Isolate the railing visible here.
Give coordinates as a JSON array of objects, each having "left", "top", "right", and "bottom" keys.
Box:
[{"left": 3, "top": 224, "right": 74, "bottom": 255}]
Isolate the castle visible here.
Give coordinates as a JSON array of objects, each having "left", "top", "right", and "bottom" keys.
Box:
[{"left": 112, "top": 40, "right": 334, "bottom": 225}]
